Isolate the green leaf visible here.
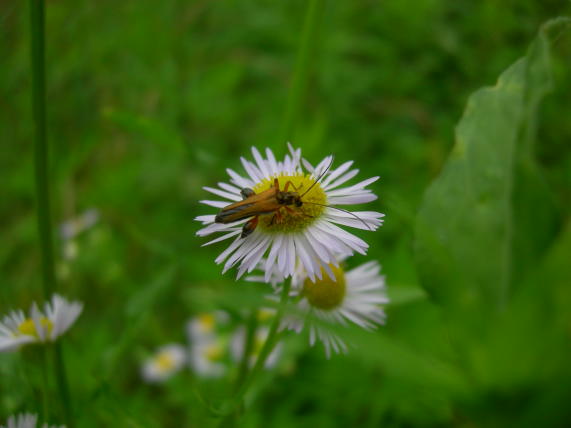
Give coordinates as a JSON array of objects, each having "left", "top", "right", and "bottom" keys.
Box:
[{"left": 414, "top": 19, "right": 567, "bottom": 314}]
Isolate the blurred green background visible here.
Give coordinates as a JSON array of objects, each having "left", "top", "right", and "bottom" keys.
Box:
[{"left": 2, "top": 0, "right": 571, "bottom": 427}]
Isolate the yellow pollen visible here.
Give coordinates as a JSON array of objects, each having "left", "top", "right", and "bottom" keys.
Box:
[
  {"left": 302, "top": 265, "right": 347, "bottom": 310},
  {"left": 17, "top": 317, "right": 53, "bottom": 339},
  {"left": 204, "top": 343, "right": 224, "bottom": 362},
  {"left": 198, "top": 313, "right": 215, "bottom": 333},
  {"left": 155, "top": 352, "right": 176, "bottom": 371},
  {"left": 252, "top": 173, "right": 327, "bottom": 233}
]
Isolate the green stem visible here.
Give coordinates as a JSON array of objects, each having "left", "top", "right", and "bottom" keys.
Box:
[
  {"left": 40, "top": 348, "right": 50, "bottom": 421},
  {"left": 279, "top": 0, "right": 325, "bottom": 143},
  {"left": 29, "top": 1, "right": 73, "bottom": 425},
  {"left": 54, "top": 343, "right": 72, "bottom": 425},
  {"left": 234, "top": 310, "right": 259, "bottom": 391},
  {"left": 30, "top": 0, "right": 55, "bottom": 299},
  {"left": 220, "top": 280, "right": 292, "bottom": 425}
]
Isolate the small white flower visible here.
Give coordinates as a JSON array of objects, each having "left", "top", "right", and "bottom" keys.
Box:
[
  {"left": 230, "top": 326, "right": 281, "bottom": 369},
  {"left": 186, "top": 312, "right": 229, "bottom": 378},
  {"left": 196, "top": 144, "right": 384, "bottom": 282},
  {"left": 59, "top": 209, "right": 100, "bottom": 262},
  {"left": 0, "top": 294, "right": 83, "bottom": 352},
  {"left": 261, "top": 257, "right": 388, "bottom": 357},
  {"left": 186, "top": 311, "right": 228, "bottom": 344},
  {"left": 142, "top": 344, "right": 187, "bottom": 383},
  {"left": 0, "top": 413, "right": 64, "bottom": 428},
  {"left": 59, "top": 209, "right": 99, "bottom": 241},
  {"left": 189, "top": 338, "right": 227, "bottom": 378}
]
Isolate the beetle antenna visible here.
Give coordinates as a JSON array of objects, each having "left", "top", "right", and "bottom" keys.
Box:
[
  {"left": 304, "top": 202, "right": 374, "bottom": 231},
  {"left": 300, "top": 156, "right": 335, "bottom": 198}
]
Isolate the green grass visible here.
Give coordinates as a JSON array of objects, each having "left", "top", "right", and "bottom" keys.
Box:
[{"left": 2, "top": 1, "right": 571, "bottom": 427}]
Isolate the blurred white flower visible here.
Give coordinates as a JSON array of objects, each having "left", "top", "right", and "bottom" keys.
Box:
[
  {"left": 0, "top": 294, "right": 83, "bottom": 352},
  {"left": 0, "top": 413, "right": 64, "bottom": 428},
  {"left": 186, "top": 312, "right": 229, "bottom": 378},
  {"left": 142, "top": 344, "right": 187, "bottom": 383},
  {"left": 59, "top": 209, "right": 99, "bottom": 241},
  {"left": 59, "top": 209, "right": 99, "bottom": 262},
  {"left": 196, "top": 144, "right": 384, "bottom": 281},
  {"left": 189, "top": 338, "right": 227, "bottom": 378},
  {"left": 230, "top": 326, "right": 281, "bottom": 369},
  {"left": 187, "top": 311, "right": 228, "bottom": 344}
]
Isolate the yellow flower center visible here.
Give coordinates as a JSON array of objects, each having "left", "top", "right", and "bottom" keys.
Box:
[
  {"left": 155, "top": 352, "right": 176, "bottom": 372},
  {"left": 17, "top": 317, "right": 53, "bottom": 339},
  {"left": 204, "top": 343, "right": 224, "bottom": 362},
  {"left": 302, "top": 265, "right": 347, "bottom": 310},
  {"left": 252, "top": 173, "right": 327, "bottom": 233},
  {"left": 197, "top": 313, "right": 215, "bottom": 333}
]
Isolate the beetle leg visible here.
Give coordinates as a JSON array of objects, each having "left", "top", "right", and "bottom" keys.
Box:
[
  {"left": 270, "top": 209, "right": 283, "bottom": 226},
  {"left": 283, "top": 180, "right": 299, "bottom": 192},
  {"left": 240, "top": 188, "right": 255, "bottom": 199},
  {"left": 241, "top": 216, "right": 259, "bottom": 238}
]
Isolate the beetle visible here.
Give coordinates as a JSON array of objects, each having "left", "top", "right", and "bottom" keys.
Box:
[
  {"left": 214, "top": 177, "right": 309, "bottom": 238},
  {"left": 214, "top": 158, "right": 371, "bottom": 238}
]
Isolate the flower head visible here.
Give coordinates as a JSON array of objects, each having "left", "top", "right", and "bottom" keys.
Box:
[
  {"left": 0, "top": 294, "right": 83, "bottom": 352},
  {"left": 189, "top": 338, "right": 227, "bottom": 378},
  {"left": 187, "top": 311, "right": 228, "bottom": 344},
  {"left": 261, "top": 256, "right": 388, "bottom": 357},
  {"left": 0, "top": 413, "right": 64, "bottom": 428},
  {"left": 142, "top": 344, "right": 187, "bottom": 383},
  {"left": 196, "top": 144, "right": 384, "bottom": 282},
  {"left": 186, "top": 312, "right": 229, "bottom": 378}
]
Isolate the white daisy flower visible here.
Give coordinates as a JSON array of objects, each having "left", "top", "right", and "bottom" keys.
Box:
[
  {"left": 187, "top": 311, "right": 229, "bottom": 344},
  {"left": 0, "top": 413, "right": 64, "bottom": 428},
  {"left": 196, "top": 144, "right": 384, "bottom": 282},
  {"left": 189, "top": 338, "right": 227, "bottom": 378},
  {"left": 0, "top": 294, "right": 83, "bottom": 352},
  {"left": 59, "top": 209, "right": 99, "bottom": 261},
  {"left": 59, "top": 208, "right": 99, "bottom": 241},
  {"left": 230, "top": 326, "right": 282, "bottom": 369},
  {"left": 142, "top": 344, "right": 187, "bottom": 383},
  {"left": 267, "top": 257, "right": 388, "bottom": 357},
  {"left": 186, "top": 312, "right": 229, "bottom": 378}
]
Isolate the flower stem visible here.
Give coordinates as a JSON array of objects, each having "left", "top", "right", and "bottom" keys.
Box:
[
  {"left": 40, "top": 348, "right": 50, "bottom": 421},
  {"left": 29, "top": 0, "right": 73, "bottom": 425},
  {"left": 279, "top": 0, "right": 325, "bottom": 143},
  {"left": 234, "top": 310, "right": 258, "bottom": 391},
  {"left": 220, "top": 280, "right": 292, "bottom": 425},
  {"left": 54, "top": 344, "right": 72, "bottom": 424},
  {"left": 30, "top": 0, "right": 55, "bottom": 299}
]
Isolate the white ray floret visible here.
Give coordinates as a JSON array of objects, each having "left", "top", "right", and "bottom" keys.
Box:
[
  {"left": 0, "top": 294, "right": 83, "bottom": 352},
  {"left": 196, "top": 144, "right": 384, "bottom": 282}
]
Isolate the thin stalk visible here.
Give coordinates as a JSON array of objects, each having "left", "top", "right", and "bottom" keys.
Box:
[
  {"left": 234, "top": 310, "right": 259, "bottom": 391},
  {"left": 40, "top": 347, "right": 50, "bottom": 421},
  {"left": 30, "top": 0, "right": 55, "bottom": 299},
  {"left": 54, "top": 344, "right": 72, "bottom": 424},
  {"left": 220, "top": 280, "right": 292, "bottom": 425},
  {"left": 279, "top": 0, "right": 325, "bottom": 143},
  {"left": 29, "top": 0, "right": 73, "bottom": 425}
]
